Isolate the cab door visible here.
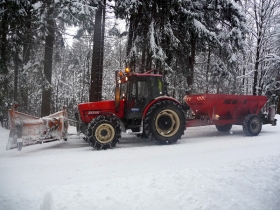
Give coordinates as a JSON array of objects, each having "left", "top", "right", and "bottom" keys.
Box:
[{"left": 126, "top": 78, "right": 151, "bottom": 119}]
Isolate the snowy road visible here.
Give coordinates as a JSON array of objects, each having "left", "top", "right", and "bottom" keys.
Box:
[{"left": 0, "top": 115, "right": 280, "bottom": 210}]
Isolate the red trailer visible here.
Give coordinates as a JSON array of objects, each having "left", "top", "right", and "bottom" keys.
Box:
[{"left": 183, "top": 94, "right": 277, "bottom": 136}]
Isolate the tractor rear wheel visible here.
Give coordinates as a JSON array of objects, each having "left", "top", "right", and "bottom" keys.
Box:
[
  {"left": 215, "top": 124, "right": 232, "bottom": 132},
  {"left": 87, "top": 115, "right": 121, "bottom": 150},
  {"left": 242, "top": 114, "right": 262, "bottom": 136},
  {"left": 144, "top": 100, "right": 186, "bottom": 145}
]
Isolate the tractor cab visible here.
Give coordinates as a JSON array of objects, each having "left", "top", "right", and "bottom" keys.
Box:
[{"left": 115, "top": 69, "right": 166, "bottom": 131}]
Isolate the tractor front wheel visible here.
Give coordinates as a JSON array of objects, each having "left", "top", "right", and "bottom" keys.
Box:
[
  {"left": 242, "top": 114, "right": 262, "bottom": 136},
  {"left": 144, "top": 100, "right": 186, "bottom": 145},
  {"left": 87, "top": 115, "right": 121, "bottom": 150}
]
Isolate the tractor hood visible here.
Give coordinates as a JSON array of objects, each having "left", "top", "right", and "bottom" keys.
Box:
[{"left": 78, "top": 100, "right": 125, "bottom": 123}]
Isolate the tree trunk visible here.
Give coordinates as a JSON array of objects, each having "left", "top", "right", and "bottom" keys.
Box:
[
  {"left": 126, "top": 6, "right": 141, "bottom": 72},
  {"left": 21, "top": 44, "right": 30, "bottom": 111},
  {"left": 0, "top": 5, "right": 8, "bottom": 74},
  {"left": 89, "top": 0, "right": 106, "bottom": 102},
  {"left": 206, "top": 47, "right": 211, "bottom": 93},
  {"left": 141, "top": 47, "right": 146, "bottom": 73},
  {"left": 258, "top": 63, "right": 265, "bottom": 95},
  {"left": 187, "top": 34, "right": 196, "bottom": 94},
  {"left": 41, "top": 2, "right": 55, "bottom": 117},
  {"left": 21, "top": 5, "right": 32, "bottom": 112},
  {"left": 253, "top": 36, "right": 261, "bottom": 96},
  {"left": 14, "top": 48, "right": 19, "bottom": 103},
  {"left": 126, "top": 16, "right": 133, "bottom": 56}
]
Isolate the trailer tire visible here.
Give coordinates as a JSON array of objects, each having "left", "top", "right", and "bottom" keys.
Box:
[
  {"left": 87, "top": 115, "right": 121, "bottom": 150},
  {"left": 242, "top": 114, "right": 262, "bottom": 136},
  {"left": 215, "top": 124, "right": 232, "bottom": 132},
  {"left": 144, "top": 100, "right": 186, "bottom": 145}
]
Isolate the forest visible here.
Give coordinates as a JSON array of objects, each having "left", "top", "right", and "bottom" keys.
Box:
[{"left": 0, "top": 0, "right": 279, "bottom": 120}]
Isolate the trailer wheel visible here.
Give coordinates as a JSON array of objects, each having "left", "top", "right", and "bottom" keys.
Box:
[
  {"left": 242, "top": 114, "right": 262, "bottom": 136},
  {"left": 215, "top": 124, "right": 232, "bottom": 132},
  {"left": 144, "top": 100, "right": 186, "bottom": 145},
  {"left": 87, "top": 115, "right": 121, "bottom": 150}
]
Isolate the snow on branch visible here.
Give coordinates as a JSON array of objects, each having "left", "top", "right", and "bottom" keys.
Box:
[
  {"left": 236, "top": 70, "right": 256, "bottom": 79},
  {"left": 148, "top": 20, "right": 167, "bottom": 61},
  {"left": 193, "top": 19, "right": 218, "bottom": 42},
  {"left": 263, "top": 54, "right": 280, "bottom": 63}
]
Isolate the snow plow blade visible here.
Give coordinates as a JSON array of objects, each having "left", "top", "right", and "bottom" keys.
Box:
[{"left": 6, "top": 105, "right": 68, "bottom": 151}]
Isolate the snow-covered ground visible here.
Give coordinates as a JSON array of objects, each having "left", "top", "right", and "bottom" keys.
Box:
[{"left": 0, "top": 116, "right": 280, "bottom": 210}]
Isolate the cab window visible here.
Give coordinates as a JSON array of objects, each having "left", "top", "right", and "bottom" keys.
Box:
[
  {"left": 138, "top": 81, "right": 148, "bottom": 98},
  {"left": 150, "top": 77, "right": 163, "bottom": 97}
]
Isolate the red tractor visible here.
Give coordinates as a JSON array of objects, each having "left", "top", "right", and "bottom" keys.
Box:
[
  {"left": 76, "top": 69, "right": 186, "bottom": 149},
  {"left": 76, "top": 69, "right": 277, "bottom": 150}
]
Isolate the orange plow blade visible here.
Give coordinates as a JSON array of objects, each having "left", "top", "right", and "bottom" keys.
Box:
[{"left": 6, "top": 105, "right": 69, "bottom": 151}]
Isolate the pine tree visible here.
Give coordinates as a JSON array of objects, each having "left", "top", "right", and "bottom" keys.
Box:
[{"left": 114, "top": 0, "right": 247, "bottom": 94}]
